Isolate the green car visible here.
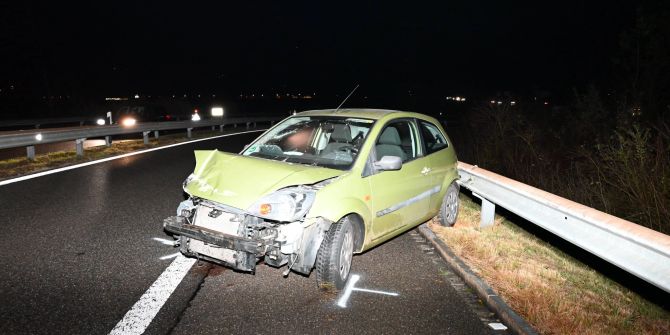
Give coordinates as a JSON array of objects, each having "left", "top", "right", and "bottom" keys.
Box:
[{"left": 163, "top": 109, "right": 459, "bottom": 290}]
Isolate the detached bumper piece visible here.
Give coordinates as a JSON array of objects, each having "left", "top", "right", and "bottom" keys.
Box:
[{"left": 164, "top": 216, "right": 267, "bottom": 272}]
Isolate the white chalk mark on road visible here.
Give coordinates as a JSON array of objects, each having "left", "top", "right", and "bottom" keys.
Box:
[
  {"left": 352, "top": 287, "right": 399, "bottom": 296},
  {"left": 159, "top": 252, "right": 181, "bottom": 260},
  {"left": 337, "top": 274, "right": 399, "bottom": 308},
  {"left": 109, "top": 255, "right": 196, "bottom": 335},
  {"left": 152, "top": 237, "right": 177, "bottom": 246}
]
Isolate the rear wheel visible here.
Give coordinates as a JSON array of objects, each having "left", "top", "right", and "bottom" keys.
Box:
[
  {"left": 316, "top": 217, "right": 354, "bottom": 291},
  {"left": 437, "top": 183, "right": 460, "bottom": 227}
]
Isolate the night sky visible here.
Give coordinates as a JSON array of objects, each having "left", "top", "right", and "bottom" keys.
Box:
[{"left": 1, "top": 1, "right": 637, "bottom": 103}]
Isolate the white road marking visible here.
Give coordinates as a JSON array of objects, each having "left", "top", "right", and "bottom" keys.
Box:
[
  {"left": 0, "top": 129, "right": 265, "bottom": 187},
  {"left": 337, "top": 274, "right": 399, "bottom": 308},
  {"left": 159, "top": 252, "right": 181, "bottom": 260},
  {"left": 352, "top": 287, "right": 399, "bottom": 296},
  {"left": 488, "top": 323, "right": 508, "bottom": 330},
  {"left": 109, "top": 255, "right": 196, "bottom": 335},
  {"left": 337, "top": 274, "right": 360, "bottom": 308},
  {"left": 152, "top": 237, "right": 176, "bottom": 246}
]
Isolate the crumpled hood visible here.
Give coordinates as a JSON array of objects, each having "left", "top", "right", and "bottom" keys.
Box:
[{"left": 184, "top": 150, "right": 343, "bottom": 210}]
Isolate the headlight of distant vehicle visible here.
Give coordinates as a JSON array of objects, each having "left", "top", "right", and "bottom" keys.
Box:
[
  {"left": 121, "top": 117, "right": 137, "bottom": 127},
  {"left": 247, "top": 187, "right": 316, "bottom": 222},
  {"left": 96, "top": 118, "right": 106, "bottom": 125}
]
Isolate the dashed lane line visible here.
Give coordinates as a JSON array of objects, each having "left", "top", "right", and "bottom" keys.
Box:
[{"left": 109, "top": 255, "right": 196, "bottom": 335}]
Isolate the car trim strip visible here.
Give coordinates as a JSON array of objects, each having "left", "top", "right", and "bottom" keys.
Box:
[{"left": 376, "top": 185, "right": 441, "bottom": 217}]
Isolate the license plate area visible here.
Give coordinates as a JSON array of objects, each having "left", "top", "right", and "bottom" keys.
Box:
[{"left": 188, "top": 205, "right": 241, "bottom": 264}]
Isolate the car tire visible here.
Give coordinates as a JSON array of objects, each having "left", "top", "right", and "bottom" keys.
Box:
[
  {"left": 437, "top": 182, "right": 460, "bottom": 227},
  {"left": 315, "top": 216, "right": 354, "bottom": 291}
]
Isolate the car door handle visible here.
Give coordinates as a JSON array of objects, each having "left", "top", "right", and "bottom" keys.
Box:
[{"left": 421, "top": 167, "right": 431, "bottom": 175}]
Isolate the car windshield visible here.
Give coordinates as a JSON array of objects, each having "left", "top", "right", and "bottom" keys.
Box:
[{"left": 242, "top": 116, "right": 375, "bottom": 170}]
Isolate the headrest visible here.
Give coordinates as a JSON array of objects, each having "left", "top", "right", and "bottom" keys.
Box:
[
  {"left": 330, "top": 124, "right": 351, "bottom": 142},
  {"left": 378, "top": 127, "right": 402, "bottom": 145}
]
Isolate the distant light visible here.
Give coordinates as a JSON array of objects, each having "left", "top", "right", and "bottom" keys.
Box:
[
  {"left": 134, "top": 94, "right": 140, "bottom": 99},
  {"left": 544, "top": 101, "right": 549, "bottom": 105},
  {"left": 497, "top": 101, "right": 503, "bottom": 105},
  {"left": 490, "top": 100, "right": 496, "bottom": 104},
  {"left": 461, "top": 97, "right": 466, "bottom": 101},
  {"left": 35, "top": 133, "right": 43, "bottom": 141},
  {"left": 121, "top": 118, "right": 137, "bottom": 127},
  {"left": 211, "top": 107, "right": 224, "bottom": 117},
  {"left": 96, "top": 118, "right": 106, "bottom": 125},
  {"left": 191, "top": 113, "right": 201, "bottom": 121},
  {"left": 510, "top": 101, "right": 517, "bottom": 106}
]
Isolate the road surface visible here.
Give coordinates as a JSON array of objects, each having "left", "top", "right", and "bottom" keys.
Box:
[{"left": 0, "top": 130, "right": 507, "bottom": 334}]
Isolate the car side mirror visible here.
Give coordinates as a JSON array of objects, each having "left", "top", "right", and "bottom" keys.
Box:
[{"left": 373, "top": 156, "right": 402, "bottom": 171}]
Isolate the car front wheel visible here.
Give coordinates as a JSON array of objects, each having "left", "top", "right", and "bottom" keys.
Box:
[
  {"left": 316, "top": 216, "right": 354, "bottom": 291},
  {"left": 437, "top": 182, "right": 460, "bottom": 227}
]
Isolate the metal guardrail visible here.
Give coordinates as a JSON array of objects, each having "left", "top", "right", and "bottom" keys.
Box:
[
  {"left": 0, "top": 116, "right": 96, "bottom": 129},
  {"left": 0, "top": 116, "right": 282, "bottom": 159},
  {"left": 457, "top": 162, "right": 670, "bottom": 293}
]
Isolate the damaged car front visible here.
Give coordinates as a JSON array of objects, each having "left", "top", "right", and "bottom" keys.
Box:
[{"left": 163, "top": 115, "right": 374, "bottom": 284}]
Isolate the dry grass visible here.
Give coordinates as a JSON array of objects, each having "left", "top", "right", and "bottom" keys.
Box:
[
  {"left": 0, "top": 129, "right": 252, "bottom": 181},
  {"left": 430, "top": 194, "right": 670, "bottom": 335}
]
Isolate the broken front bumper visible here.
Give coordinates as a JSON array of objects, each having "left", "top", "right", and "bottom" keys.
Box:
[{"left": 163, "top": 216, "right": 268, "bottom": 272}]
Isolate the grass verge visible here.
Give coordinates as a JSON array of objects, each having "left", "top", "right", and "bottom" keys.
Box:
[
  {"left": 0, "top": 129, "right": 257, "bottom": 181},
  {"left": 429, "top": 194, "right": 670, "bottom": 335}
]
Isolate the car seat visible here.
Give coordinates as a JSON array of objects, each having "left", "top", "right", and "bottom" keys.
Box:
[{"left": 375, "top": 127, "right": 407, "bottom": 161}]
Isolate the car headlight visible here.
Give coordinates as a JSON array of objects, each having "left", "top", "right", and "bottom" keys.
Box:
[{"left": 247, "top": 187, "right": 316, "bottom": 222}]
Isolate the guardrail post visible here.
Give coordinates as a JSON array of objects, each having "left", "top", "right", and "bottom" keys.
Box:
[
  {"left": 105, "top": 136, "right": 112, "bottom": 147},
  {"left": 143, "top": 131, "right": 150, "bottom": 145},
  {"left": 75, "top": 138, "right": 85, "bottom": 157},
  {"left": 473, "top": 193, "right": 495, "bottom": 227},
  {"left": 154, "top": 131, "right": 159, "bottom": 140},
  {"left": 246, "top": 122, "right": 251, "bottom": 129},
  {"left": 233, "top": 123, "right": 237, "bottom": 128},
  {"left": 254, "top": 121, "right": 257, "bottom": 127},
  {"left": 211, "top": 126, "right": 215, "bottom": 131},
  {"left": 187, "top": 128, "right": 193, "bottom": 138},
  {"left": 27, "top": 146, "right": 36, "bottom": 161},
  {"left": 219, "top": 124, "right": 224, "bottom": 132}
]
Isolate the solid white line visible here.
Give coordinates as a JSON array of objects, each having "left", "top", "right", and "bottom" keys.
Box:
[
  {"left": 109, "top": 255, "right": 196, "bottom": 335},
  {"left": 0, "top": 129, "right": 265, "bottom": 187}
]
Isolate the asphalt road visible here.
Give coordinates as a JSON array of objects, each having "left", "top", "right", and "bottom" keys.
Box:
[{"left": 0, "top": 130, "right": 507, "bottom": 335}]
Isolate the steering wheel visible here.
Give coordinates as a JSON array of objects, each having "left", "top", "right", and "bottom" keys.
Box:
[{"left": 338, "top": 145, "right": 359, "bottom": 155}]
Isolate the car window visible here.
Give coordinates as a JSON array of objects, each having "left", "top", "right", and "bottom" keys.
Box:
[
  {"left": 241, "top": 116, "right": 375, "bottom": 170},
  {"left": 375, "top": 121, "right": 420, "bottom": 162},
  {"left": 419, "top": 121, "right": 448, "bottom": 154}
]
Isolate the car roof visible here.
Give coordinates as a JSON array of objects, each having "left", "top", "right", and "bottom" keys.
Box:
[{"left": 296, "top": 108, "right": 410, "bottom": 120}]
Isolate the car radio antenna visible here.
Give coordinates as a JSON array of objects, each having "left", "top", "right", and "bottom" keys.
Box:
[{"left": 334, "top": 84, "right": 360, "bottom": 113}]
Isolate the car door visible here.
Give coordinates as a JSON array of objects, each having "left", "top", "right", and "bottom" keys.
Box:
[
  {"left": 367, "top": 120, "right": 433, "bottom": 243},
  {"left": 418, "top": 119, "right": 456, "bottom": 210}
]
